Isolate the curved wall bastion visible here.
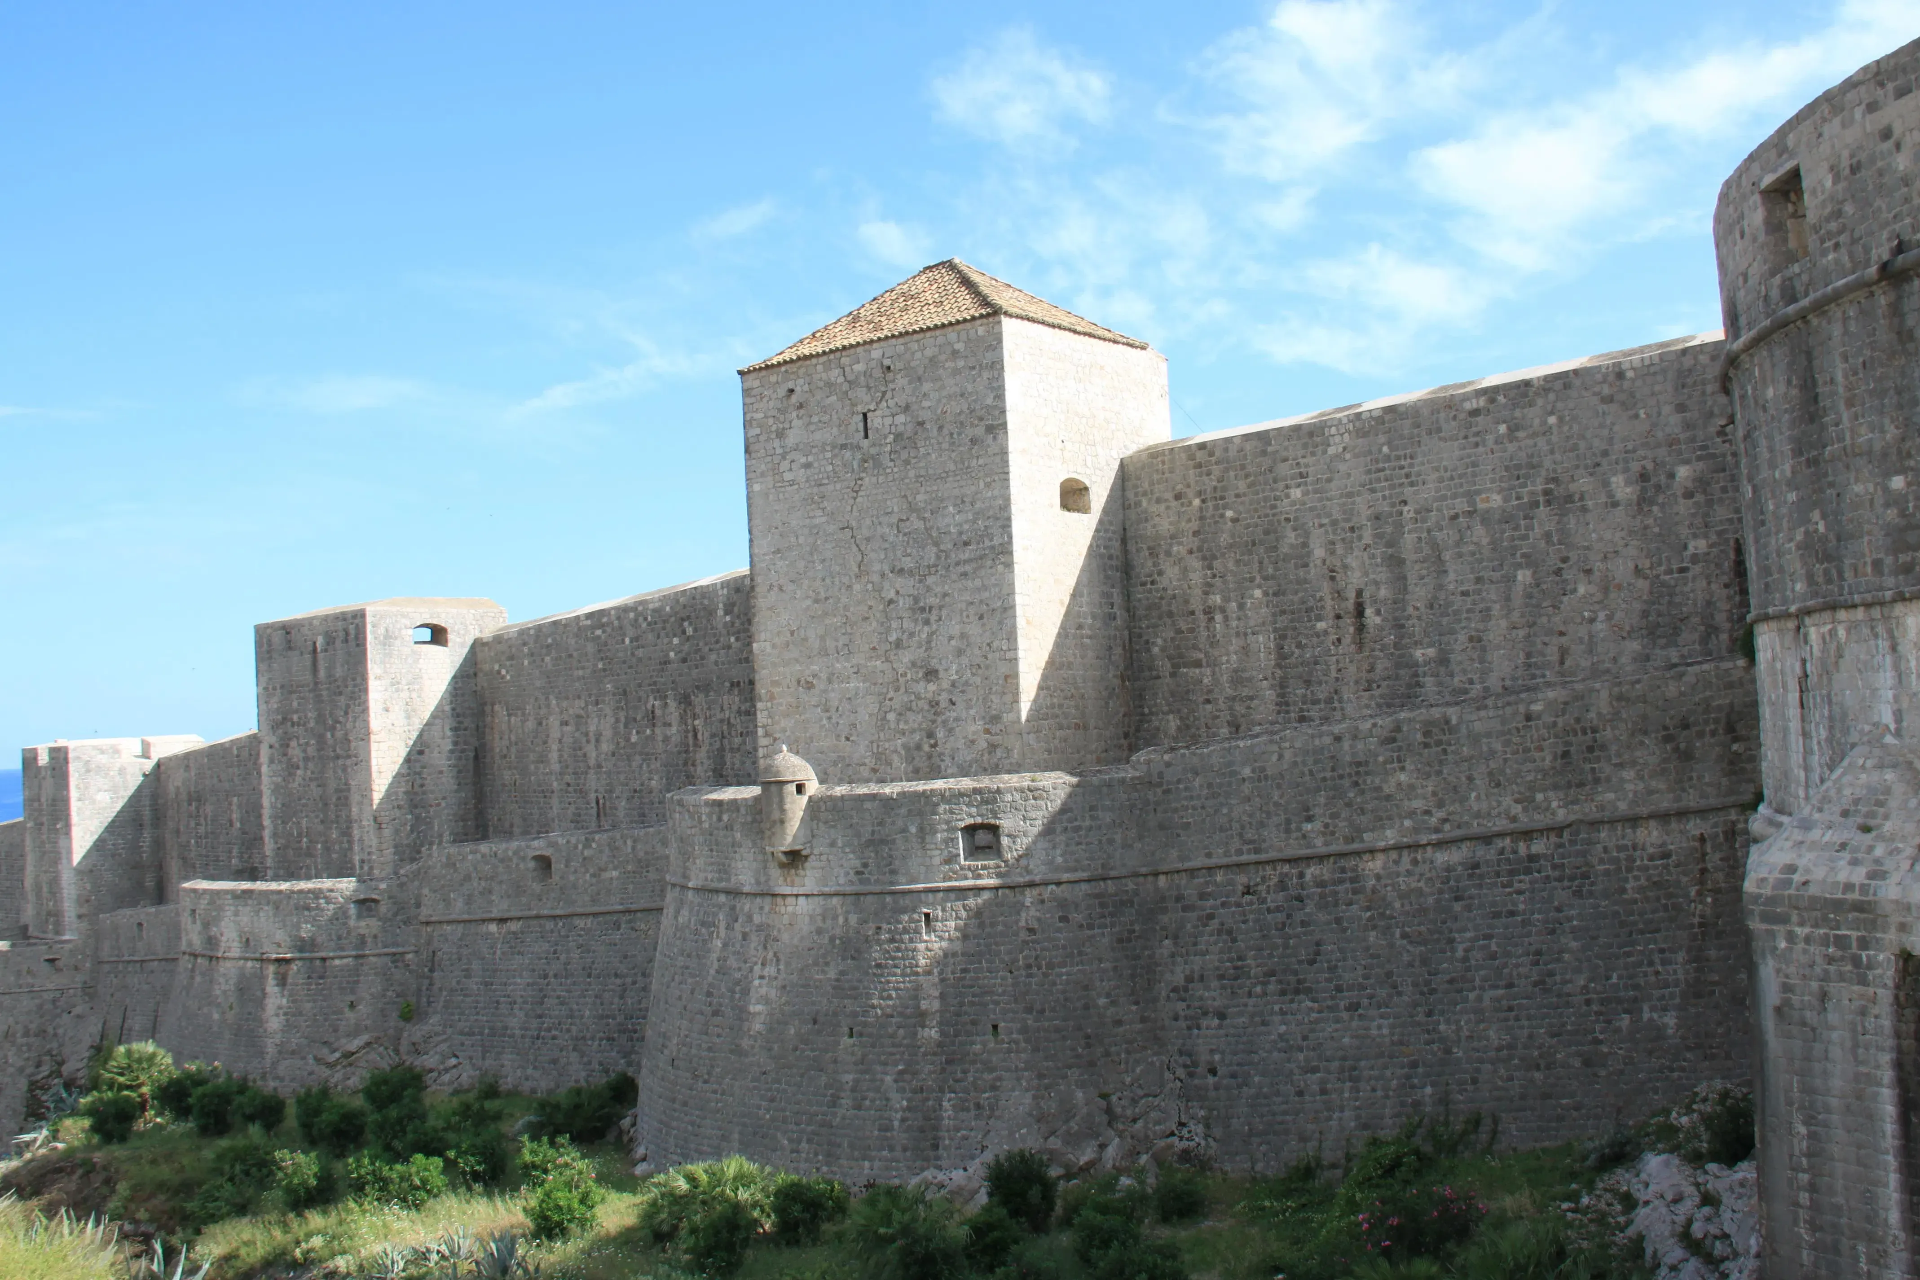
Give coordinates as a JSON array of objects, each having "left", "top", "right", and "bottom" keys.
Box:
[{"left": 4, "top": 41, "right": 1919, "bottom": 1271}]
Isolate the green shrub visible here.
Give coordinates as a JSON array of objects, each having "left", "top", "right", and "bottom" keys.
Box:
[
  {"left": 636, "top": 1155, "right": 776, "bottom": 1242},
  {"left": 1654, "top": 1083, "right": 1755, "bottom": 1167},
  {"left": 771, "top": 1174, "right": 850, "bottom": 1245},
  {"left": 153, "top": 1062, "right": 216, "bottom": 1121},
  {"left": 80, "top": 1091, "right": 140, "bottom": 1144},
  {"left": 532, "top": 1072, "right": 638, "bottom": 1142},
  {"left": 1059, "top": 1174, "right": 1148, "bottom": 1230},
  {"left": 235, "top": 1086, "right": 286, "bottom": 1132},
  {"left": 1088, "top": 1237, "right": 1186, "bottom": 1280},
  {"left": 92, "top": 1042, "right": 175, "bottom": 1119},
  {"left": 450, "top": 1128, "right": 512, "bottom": 1186},
  {"left": 519, "top": 1135, "right": 598, "bottom": 1189},
  {"left": 362, "top": 1066, "right": 436, "bottom": 1158},
  {"left": 346, "top": 1152, "right": 449, "bottom": 1209},
  {"left": 993, "top": 1236, "right": 1075, "bottom": 1280},
  {"left": 190, "top": 1078, "right": 247, "bottom": 1137},
  {"left": 1153, "top": 1167, "right": 1207, "bottom": 1223},
  {"left": 847, "top": 1184, "right": 969, "bottom": 1280},
  {"left": 1070, "top": 1204, "right": 1141, "bottom": 1267},
  {"left": 270, "top": 1148, "right": 331, "bottom": 1212},
  {"left": 985, "top": 1149, "right": 1057, "bottom": 1232},
  {"left": 677, "top": 1194, "right": 758, "bottom": 1272},
  {"left": 294, "top": 1085, "right": 368, "bottom": 1156},
  {"left": 964, "top": 1202, "right": 1025, "bottom": 1271}
]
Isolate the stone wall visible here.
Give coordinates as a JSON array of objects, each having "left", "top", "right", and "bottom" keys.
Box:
[
  {"left": 744, "top": 315, "right": 1166, "bottom": 784},
  {"left": 639, "top": 652, "right": 1755, "bottom": 1180},
  {"left": 1123, "top": 334, "right": 1743, "bottom": 746},
  {"left": 1718, "top": 36, "right": 1920, "bottom": 1279},
  {"left": 0, "top": 820, "right": 22, "bottom": 940},
  {"left": 153, "top": 733, "right": 264, "bottom": 893},
  {"left": 475, "top": 573, "right": 756, "bottom": 838},
  {"left": 0, "top": 938, "right": 94, "bottom": 1142},
  {"left": 93, "top": 904, "right": 182, "bottom": 1048},
  {"left": 407, "top": 828, "right": 667, "bottom": 1092},
  {"left": 166, "top": 879, "right": 415, "bottom": 1088}
]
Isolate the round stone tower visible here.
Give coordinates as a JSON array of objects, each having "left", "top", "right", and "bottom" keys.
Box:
[{"left": 1717, "top": 36, "right": 1920, "bottom": 1277}]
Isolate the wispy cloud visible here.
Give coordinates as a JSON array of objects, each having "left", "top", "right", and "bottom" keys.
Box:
[
  {"left": 512, "top": 336, "right": 706, "bottom": 414},
  {"left": 237, "top": 374, "right": 439, "bottom": 415},
  {"left": 858, "top": 220, "right": 933, "bottom": 269},
  {"left": 931, "top": 27, "right": 1111, "bottom": 151},
  {"left": 1414, "top": 0, "right": 1920, "bottom": 269},
  {"left": 693, "top": 198, "right": 778, "bottom": 242}
]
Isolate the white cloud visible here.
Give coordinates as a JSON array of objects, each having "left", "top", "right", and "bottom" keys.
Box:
[
  {"left": 1413, "top": 0, "right": 1920, "bottom": 268},
  {"left": 858, "top": 220, "right": 933, "bottom": 269},
  {"left": 932, "top": 27, "right": 1111, "bottom": 150},
  {"left": 239, "top": 375, "right": 438, "bottom": 415},
  {"left": 1197, "top": 0, "right": 1468, "bottom": 181},
  {"left": 514, "top": 337, "right": 704, "bottom": 414},
  {"left": 693, "top": 198, "right": 778, "bottom": 242}
]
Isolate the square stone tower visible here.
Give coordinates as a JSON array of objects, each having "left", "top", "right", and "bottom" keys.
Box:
[
  {"left": 741, "top": 261, "right": 1169, "bottom": 783},
  {"left": 21, "top": 735, "right": 202, "bottom": 938},
  {"left": 255, "top": 598, "right": 505, "bottom": 880}
]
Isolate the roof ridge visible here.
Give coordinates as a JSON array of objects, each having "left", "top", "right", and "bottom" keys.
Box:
[{"left": 741, "top": 260, "right": 1148, "bottom": 373}]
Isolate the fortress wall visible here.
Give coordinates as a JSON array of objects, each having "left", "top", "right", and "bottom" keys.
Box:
[
  {"left": 409, "top": 828, "right": 666, "bottom": 1092},
  {"left": 1135, "top": 659, "right": 1757, "bottom": 1168},
  {"left": 1122, "top": 334, "right": 1742, "bottom": 747},
  {"left": 1715, "top": 37, "right": 1920, "bottom": 1279},
  {"left": 166, "top": 879, "right": 415, "bottom": 1089},
  {"left": 643, "top": 658, "right": 1756, "bottom": 1181},
  {"left": 257, "top": 610, "right": 376, "bottom": 879},
  {"left": 0, "top": 939, "right": 93, "bottom": 1142},
  {"left": 93, "top": 905, "right": 181, "bottom": 1047},
  {"left": 0, "top": 820, "right": 23, "bottom": 939},
  {"left": 639, "top": 773, "right": 1165, "bottom": 1181},
  {"left": 153, "top": 733, "right": 264, "bottom": 893},
  {"left": 475, "top": 572, "right": 756, "bottom": 839},
  {"left": 744, "top": 319, "right": 1030, "bottom": 785}
]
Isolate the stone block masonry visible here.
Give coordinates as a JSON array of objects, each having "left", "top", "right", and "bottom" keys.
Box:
[
  {"left": 405, "top": 828, "right": 667, "bottom": 1092},
  {"left": 476, "top": 572, "right": 757, "bottom": 838},
  {"left": 5, "top": 49, "right": 1917, "bottom": 1271},
  {"left": 1124, "top": 333, "right": 1742, "bottom": 746},
  {"left": 0, "top": 820, "right": 22, "bottom": 940}
]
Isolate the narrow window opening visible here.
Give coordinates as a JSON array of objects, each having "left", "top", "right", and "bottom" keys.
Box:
[
  {"left": 1059, "top": 478, "right": 1092, "bottom": 514},
  {"left": 1761, "top": 166, "right": 1811, "bottom": 271},
  {"left": 861, "top": 411, "right": 870, "bottom": 440},
  {"left": 991, "top": 1023, "right": 1000, "bottom": 1039},
  {"left": 134, "top": 921, "right": 144, "bottom": 938},
  {"left": 595, "top": 795, "right": 606, "bottom": 828},
  {"left": 922, "top": 910, "right": 933, "bottom": 935},
  {"left": 413, "top": 623, "right": 449, "bottom": 647},
  {"left": 961, "top": 822, "right": 1003, "bottom": 862},
  {"left": 795, "top": 782, "right": 806, "bottom": 795},
  {"left": 531, "top": 853, "right": 553, "bottom": 882},
  {"left": 847, "top": 1027, "right": 854, "bottom": 1039},
  {"left": 352, "top": 896, "right": 380, "bottom": 919}
]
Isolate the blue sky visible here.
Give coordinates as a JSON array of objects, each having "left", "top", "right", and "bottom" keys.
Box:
[{"left": 3, "top": 1, "right": 1916, "bottom": 756}]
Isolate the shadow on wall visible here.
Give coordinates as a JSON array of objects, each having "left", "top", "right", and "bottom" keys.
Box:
[
  {"left": 1020, "top": 479, "right": 1135, "bottom": 770},
  {"left": 370, "top": 646, "right": 483, "bottom": 877},
  {"left": 1, "top": 770, "right": 20, "bottom": 823}
]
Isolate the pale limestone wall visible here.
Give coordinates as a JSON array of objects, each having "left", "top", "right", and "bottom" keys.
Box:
[
  {"left": 745, "top": 318, "right": 1019, "bottom": 783},
  {"left": 1001, "top": 319, "right": 1168, "bottom": 769},
  {"left": 152, "top": 732, "right": 264, "bottom": 893},
  {"left": 23, "top": 737, "right": 201, "bottom": 939},
  {"left": 1123, "top": 334, "right": 1742, "bottom": 746},
  {"left": 93, "top": 904, "right": 182, "bottom": 1047},
  {"left": 0, "top": 819, "right": 23, "bottom": 939},
  {"left": 0, "top": 938, "right": 94, "bottom": 1141},
  {"left": 1717, "top": 36, "right": 1920, "bottom": 1278},
  {"left": 639, "top": 653, "right": 1754, "bottom": 1181},
  {"left": 745, "top": 316, "right": 1165, "bottom": 783},
  {"left": 407, "top": 828, "right": 665, "bottom": 1091},
  {"left": 475, "top": 572, "right": 756, "bottom": 838},
  {"left": 166, "top": 878, "right": 414, "bottom": 1088},
  {"left": 257, "top": 600, "right": 503, "bottom": 880}
]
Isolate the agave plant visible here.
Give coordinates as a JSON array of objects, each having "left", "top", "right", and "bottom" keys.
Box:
[
  {"left": 129, "top": 1234, "right": 211, "bottom": 1280},
  {"left": 366, "top": 1242, "right": 417, "bottom": 1280},
  {"left": 473, "top": 1230, "right": 540, "bottom": 1279}
]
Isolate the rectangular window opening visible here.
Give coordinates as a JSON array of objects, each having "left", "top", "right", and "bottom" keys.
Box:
[{"left": 1761, "top": 165, "right": 1810, "bottom": 269}]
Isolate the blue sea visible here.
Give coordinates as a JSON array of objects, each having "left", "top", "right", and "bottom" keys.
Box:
[{"left": 0, "top": 769, "right": 20, "bottom": 823}]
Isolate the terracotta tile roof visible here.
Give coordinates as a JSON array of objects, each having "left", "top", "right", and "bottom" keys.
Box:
[{"left": 741, "top": 259, "right": 1149, "bottom": 373}]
